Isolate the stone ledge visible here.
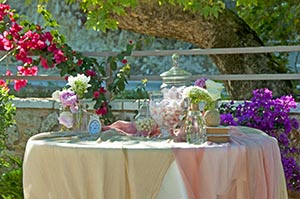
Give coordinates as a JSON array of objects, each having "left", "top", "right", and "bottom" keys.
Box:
[
  {"left": 13, "top": 98, "right": 56, "bottom": 109},
  {"left": 11, "top": 98, "right": 300, "bottom": 113},
  {"left": 11, "top": 98, "right": 142, "bottom": 111}
]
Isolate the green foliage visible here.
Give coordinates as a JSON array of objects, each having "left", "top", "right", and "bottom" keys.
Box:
[
  {"left": 0, "top": 154, "right": 23, "bottom": 199},
  {"left": 64, "top": 0, "right": 138, "bottom": 32},
  {"left": 34, "top": 0, "right": 300, "bottom": 47},
  {"left": 134, "top": 79, "right": 150, "bottom": 99},
  {"left": 115, "top": 79, "right": 149, "bottom": 100},
  {"left": 108, "top": 42, "right": 134, "bottom": 97},
  {"left": 237, "top": 1, "right": 300, "bottom": 45},
  {"left": 235, "top": 0, "right": 300, "bottom": 72},
  {"left": 0, "top": 88, "right": 20, "bottom": 199},
  {"left": 158, "top": 0, "right": 225, "bottom": 18},
  {"left": 0, "top": 87, "right": 15, "bottom": 147},
  {"left": 35, "top": 0, "right": 227, "bottom": 31}
]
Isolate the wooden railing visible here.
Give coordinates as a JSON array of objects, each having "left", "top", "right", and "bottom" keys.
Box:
[{"left": 1, "top": 45, "right": 299, "bottom": 82}]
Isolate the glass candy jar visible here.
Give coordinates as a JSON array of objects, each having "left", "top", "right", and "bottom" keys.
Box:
[
  {"left": 134, "top": 100, "right": 158, "bottom": 137},
  {"left": 149, "top": 92, "right": 186, "bottom": 139}
]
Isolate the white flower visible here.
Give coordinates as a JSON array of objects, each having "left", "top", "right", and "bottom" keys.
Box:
[
  {"left": 67, "top": 74, "right": 91, "bottom": 89},
  {"left": 51, "top": 90, "right": 60, "bottom": 100},
  {"left": 205, "top": 79, "right": 224, "bottom": 101},
  {"left": 182, "top": 86, "right": 194, "bottom": 99},
  {"left": 67, "top": 74, "right": 91, "bottom": 98}
]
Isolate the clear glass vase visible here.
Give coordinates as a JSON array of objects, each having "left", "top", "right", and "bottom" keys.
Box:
[
  {"left": 72, "top": 100, "right": 88, "bottom": 132},
  {"left": 184, "top": 103, "right": 206, "bottom": 144}
]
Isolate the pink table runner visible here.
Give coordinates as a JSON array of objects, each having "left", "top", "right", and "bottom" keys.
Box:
[{"left": 173, "top": 126, "right": 287, "bottom": 199}]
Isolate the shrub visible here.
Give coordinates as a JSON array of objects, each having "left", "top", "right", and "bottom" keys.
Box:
[{"left": 0, "top": 87, "right": 22, "bottom": 199}]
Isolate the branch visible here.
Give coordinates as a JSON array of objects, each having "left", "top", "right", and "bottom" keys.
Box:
[{"left": 0, "top": 50, "right": 13, "bottom": 62}]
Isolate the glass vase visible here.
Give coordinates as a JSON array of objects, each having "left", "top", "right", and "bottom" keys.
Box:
[
  {"left": 184, "top": 103, "right": 206, "bottom": 144},
  {"left": 72, "top": 100, "right": 88, "bottom": 132}
]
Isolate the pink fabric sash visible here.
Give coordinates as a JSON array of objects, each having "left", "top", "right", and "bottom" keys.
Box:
[{"left": 172, "top": 126, "right": 286, "bottom": 199}]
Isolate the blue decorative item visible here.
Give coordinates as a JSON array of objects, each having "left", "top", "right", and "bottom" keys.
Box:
[{"left": 88, "top": 114, "right": 102, "bottom": 135}]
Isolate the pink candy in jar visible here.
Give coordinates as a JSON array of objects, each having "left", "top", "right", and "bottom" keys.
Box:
[{"left": 149, "top": 87, "right": 187, "bottom": 137}]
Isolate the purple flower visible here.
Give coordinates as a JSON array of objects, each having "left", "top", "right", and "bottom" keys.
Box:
[
  {"left": 219, "top": 88, "right": 300, "bottom": 191},
  {"left": 220, "top": 113, "right": 238, "bottom": 126},
  {"left": 59, "top": 90, "right": 77, "bottom": 107},
  {"left": 194, "top": 77, "right": 207, "bottom": 88}
]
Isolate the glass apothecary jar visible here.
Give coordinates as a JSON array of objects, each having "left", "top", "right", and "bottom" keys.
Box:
[{"left": 134, "top": 100, "right": 158, "bottom": 137}]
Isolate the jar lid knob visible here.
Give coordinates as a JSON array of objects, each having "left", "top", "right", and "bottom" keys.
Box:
[{"left": 172, "top": 53, "right": 179, "bottom": 68}]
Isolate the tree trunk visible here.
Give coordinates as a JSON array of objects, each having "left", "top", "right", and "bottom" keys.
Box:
[{"left": 111, "top": 1, "right": 293, "bottom": 99}]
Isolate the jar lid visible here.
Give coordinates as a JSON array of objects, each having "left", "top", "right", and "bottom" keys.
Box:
[{"left": 160, "top": 54, "right": 192, "bottom": 89}]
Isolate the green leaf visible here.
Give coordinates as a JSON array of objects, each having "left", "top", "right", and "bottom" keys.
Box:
[
  {"left": 117, "top": 80, "right": 126, "bottom": 90},
  {"left": 110, "top": 60, "right": 117, "bottom": 71}
]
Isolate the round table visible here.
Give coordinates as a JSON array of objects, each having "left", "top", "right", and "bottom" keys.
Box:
[{"left": 23, "top": 126, "right": 288, "bottom": 199}]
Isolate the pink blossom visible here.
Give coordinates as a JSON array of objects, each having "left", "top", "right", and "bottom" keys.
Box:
[
  {"left": 77, "top": 59, "right": 83, "bottom": 66},
  {"left": 0, "top": 35, "right": 14, "bottom": 51},
  {"left": 93, "top": 91, "right": 100, "bottom": 98},
  {"left": 0, "top": 79, "right": 8, "bottom": 90},
  {"left": 0, "top": 4, "right": 10, "bottom": 21},
  {"left": 17, "top": 66, "right": 38, "bottom": 76},
  {"left": 85, "top": 69, "right": 96, "bottom": 77},
  {"left": 96, "top": 107, "right": 108, "bottom": 116},
  {"left": 11, "top": 23, "right": 22, "bottom": 32},
  {"left": 40, "top": 56, "right": 50, "bottom": 69},
  {"left": 37, "top": 40, "right": 46, "bottom": 49},
  {"left": 14, "top": 79, "right": 27, "bottom": 91},
  {"left": 99, "top": 87, "right": 106, "bottom": 94},
  {"left": 15, "top": 48, "right": 28, "bottom": 62},
  {"left": 5, "top": 70, "right": 12, "bottom": 76},
  {"left": 47, "top": 43, "right": 57, "bottom": 52},
  {"left": 43, "top": 32, "right": 53, "bottom": 43},
  {"left": 54, "top": 49, "right": 67, "bottom": 64}
]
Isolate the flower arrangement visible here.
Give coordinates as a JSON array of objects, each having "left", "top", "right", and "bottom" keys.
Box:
[
  {"left": 52, "top": 74, "right": 91, "bottom": 130},
  {"left": 183, "top": 78, "right": 224, "bottom": 110},
  {"left": 183, "top": 86, "right": 212, "bottom": 105},
  {"left": 219, "top": 88, "right": 300, "bottom": 192}
]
